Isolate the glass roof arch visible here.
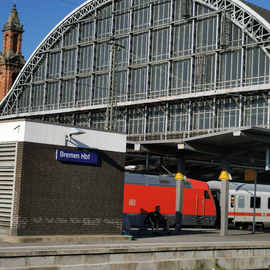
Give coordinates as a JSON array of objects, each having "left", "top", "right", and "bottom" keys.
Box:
[{"left": 0, "top": 0, "right": 112, "bottom": 115}]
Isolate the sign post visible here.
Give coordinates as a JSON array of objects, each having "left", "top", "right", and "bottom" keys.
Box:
[
  {"left": 252, "top": 171, "right": 257, "bottom": 234},
  {"left": 245, "top": 169, "right": 257, "bottom": 233}
]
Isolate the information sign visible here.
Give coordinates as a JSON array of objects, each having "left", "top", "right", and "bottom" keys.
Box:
[
  {"left": 56, "top": 149, "right": 98, "bottom": 164},
  {"left": 245, "top": 169, "right": 255, "bottom": 181}
]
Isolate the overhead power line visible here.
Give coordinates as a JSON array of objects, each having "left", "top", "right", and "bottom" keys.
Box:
[{"left": 60, "top": 0, "right": 80, "bottom": 6}]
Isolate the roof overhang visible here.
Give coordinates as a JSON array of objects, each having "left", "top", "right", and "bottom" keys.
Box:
[{"left": 127, "top": 127, "right": 270, "bottom": 170}]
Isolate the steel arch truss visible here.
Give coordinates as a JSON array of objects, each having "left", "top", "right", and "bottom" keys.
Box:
[
  {"left": 1, "top": 0, "right": 270, "bottom": 117},
  {"left": 0, "top": 0, "right": 112, "bottom": 116},
  {"left": 197, "top": 0, "right": 270, "bottom": 52}
]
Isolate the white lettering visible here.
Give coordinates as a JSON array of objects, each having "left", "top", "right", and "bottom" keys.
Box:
[
  {"left": 129, "top": 199, "right": 136, "bottom": 206},
  {"left": 60, "top": 151, "right": 80, "bottom": 159},
  {"left": 81, "top": 153, "right": 91, "bottom": 160}
]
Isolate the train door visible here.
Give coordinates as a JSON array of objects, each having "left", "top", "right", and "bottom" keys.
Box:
[
  {"left": 203, "top": 190, "right": 212, "bottom": 217},
  {"left": 195, "top": 190, "right": 205, "bottom": 217},
  {"left": 234, "top": 194, "right": 247, "bottom": 228},
  {"left": 261, "top": 195, "right": 267, "bottom": 219},
  {"left": 264, "top": 196, "right": 270, "bottom": 228},
  {"left": 211, "top": 190, "right": 220, "bottom": 228}
]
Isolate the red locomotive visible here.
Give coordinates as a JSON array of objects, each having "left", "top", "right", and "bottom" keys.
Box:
[{"left": 123, "top": 173, "right": 217, "bottom": 227}]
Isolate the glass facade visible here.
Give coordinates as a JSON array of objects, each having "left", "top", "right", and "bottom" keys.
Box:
[{"left": 1, "top": 0, "right": 270, "bottom": 140}]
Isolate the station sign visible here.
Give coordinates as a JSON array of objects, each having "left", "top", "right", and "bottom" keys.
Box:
[{"left": 56, "top": 149, "right": 98, "bottom": 164}]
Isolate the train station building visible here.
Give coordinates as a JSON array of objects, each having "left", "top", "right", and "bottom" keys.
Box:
[
  {"left": 0, "top": 119, "right": 126, "bottom": 236},
  {"left": 1, "top": 0, "right": 270, "bottom": 236}
]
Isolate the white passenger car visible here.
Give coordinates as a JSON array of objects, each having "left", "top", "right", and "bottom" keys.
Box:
[{"left": 208, "top": 181, "right": 270, "bottom": 229}]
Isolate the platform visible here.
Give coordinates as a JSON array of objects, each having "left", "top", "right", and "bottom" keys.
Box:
[{"left": 0, "top": 228, "right": 270, "bottom": 269}]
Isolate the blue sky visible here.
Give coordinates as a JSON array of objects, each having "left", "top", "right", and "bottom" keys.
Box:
[
  {"left": 0, "top": 0, "right": 270, "bottom": 61},
  {"left": 0, "top": 0, "right": 85, "bottom": 60}
]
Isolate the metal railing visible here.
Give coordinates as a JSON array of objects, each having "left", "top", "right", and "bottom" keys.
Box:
[{"left": 13, "top": 74, "right": 270, "bottom": 116}]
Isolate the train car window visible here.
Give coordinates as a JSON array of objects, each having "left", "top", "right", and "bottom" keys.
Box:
[
  {"left": 268, "top": 198, "right": 270, "bottom": 209},
  {"left": 238, "top": 196, "right": 245, "bottom": 208},
  {"left": 204, "top": 190, "right": 210, "bottom": 199},
  {"left": 250, "top": 197, "right": 261, "bottom": 208}
]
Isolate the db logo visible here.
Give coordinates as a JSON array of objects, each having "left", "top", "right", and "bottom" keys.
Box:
[{"left": 129, "top": 199, "right": 136, "bottom": 206}]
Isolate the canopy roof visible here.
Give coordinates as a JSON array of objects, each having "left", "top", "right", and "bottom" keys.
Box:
[{"left": 127, "top": 127, "right": 270, "bottom": 181}]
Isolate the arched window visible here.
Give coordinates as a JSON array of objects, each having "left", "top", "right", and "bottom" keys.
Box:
[
  {"left": 13, "top": 34, "right": 18, "bottom": 53},
  {"left": 4, "top": 34, "right": 9, "bottom": 51}
]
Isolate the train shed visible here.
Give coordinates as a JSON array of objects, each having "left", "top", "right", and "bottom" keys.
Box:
[{"left": 128, "top": 126, "right": 270, "bottom": 235}]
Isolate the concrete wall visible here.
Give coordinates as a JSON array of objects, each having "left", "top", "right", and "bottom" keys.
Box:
[{"left": 1, "top": 244, "right": 270, "bottom": 269}]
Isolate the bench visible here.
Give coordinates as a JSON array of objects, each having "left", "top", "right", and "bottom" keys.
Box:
[{"left": 125, "top": 214, "right": 150, "bottom": 234}]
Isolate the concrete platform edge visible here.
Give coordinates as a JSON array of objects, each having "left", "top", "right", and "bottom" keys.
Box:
[
  {"left": 1, "top": 243, "right": 270, "bottom": 258},
  {"left": 1, "top": 244, "right": 270, "bottom": 270},
  {"left": 2, "top": 234, "right": 132, "bottom": 244}
]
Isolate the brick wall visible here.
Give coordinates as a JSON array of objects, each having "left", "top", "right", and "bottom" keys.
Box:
[
  {"left": 0, "top": 65, "right": 21, "bottom": 101},
  {"left": 12, "top": 142, "right": 125, "bottom": 236}
]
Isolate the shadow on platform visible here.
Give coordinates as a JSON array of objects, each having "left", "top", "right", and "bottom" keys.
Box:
[
  {"left": 130, "top": 227, "right": 218, "bottom": 239},
  {"left": 130, "top": 227, "right": 270, "bottom": 240}
]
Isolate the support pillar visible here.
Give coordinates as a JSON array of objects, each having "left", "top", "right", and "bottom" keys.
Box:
[
  {"left": 175, "top": 151, "right": 185, "bottom": 232},
  {"left": 220, "top": 154, "right": 230, "bottom": 236}
]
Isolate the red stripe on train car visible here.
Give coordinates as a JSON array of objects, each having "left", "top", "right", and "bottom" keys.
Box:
[{"left": 228, "top": 212, "right": 262, "bottom": 217}]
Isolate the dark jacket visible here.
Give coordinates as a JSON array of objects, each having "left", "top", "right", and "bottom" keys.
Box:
[{"left": 145, "top": 210, "right": 162, "bottom": 224}]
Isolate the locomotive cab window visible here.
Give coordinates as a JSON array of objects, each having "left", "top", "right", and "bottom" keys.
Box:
[
  {"left": 268, "top": 198, "right": 270, "bottom": 209},
  {"left": 238, "top": 196, "right": 245, "bottom": 208},
  {"left": 250, "top": 197, "right": 261, "bottom": 209},
  {"left": 204, "top": 190, "right": 210, "bottom": 199},
  {"left": 184, "top": 181, "right": 192, "bottom": 189}
]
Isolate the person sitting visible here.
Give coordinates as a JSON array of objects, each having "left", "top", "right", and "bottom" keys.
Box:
[{"left": 146, "top": 205, "right": 176, "bottom": 235}]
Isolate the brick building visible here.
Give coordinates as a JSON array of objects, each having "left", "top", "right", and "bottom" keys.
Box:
[
  {"left": 0, "top": 4, "right": 25, "bottom": 101},
  {"left": 0, "top": 119, "right": 126, "bottom": 236}
]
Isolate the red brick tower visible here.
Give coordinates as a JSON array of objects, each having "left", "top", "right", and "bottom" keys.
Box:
[{"left": 0, "top": 4, "right": 25, "bottom": 101}]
